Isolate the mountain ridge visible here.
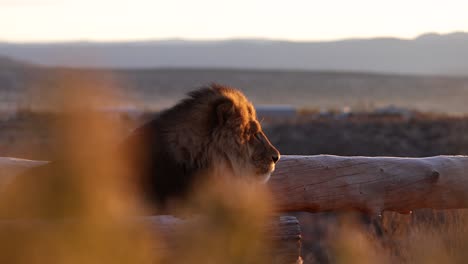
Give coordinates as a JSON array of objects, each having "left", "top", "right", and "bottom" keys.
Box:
[{"left": 0, "top": 32, "right": 467, "bottom": 75}]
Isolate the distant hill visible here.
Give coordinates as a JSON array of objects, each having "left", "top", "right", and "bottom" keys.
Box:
[
  {"left": 0, "top": 56, "right": 31, "bottom": 69},
  {"left": 0, "top": 32, "right": 467, "bottom": 75},
  {"left": 1, "top": 66, "right": 468, "bottom": 113}
]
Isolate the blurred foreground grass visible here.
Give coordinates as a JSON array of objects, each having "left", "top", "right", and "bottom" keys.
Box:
[{"left": 0, "top": 72, "right": 274, "bottom": 264}]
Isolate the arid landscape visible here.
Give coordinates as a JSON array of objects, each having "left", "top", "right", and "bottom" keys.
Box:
[
  {"left": 2, "top": 56, "right": 468, "bottom": 113},
  {"left": 3, "top": 108, "right": 468, "bottom": 263},
  {"left": 2, "top": 56, "right": 468, "bottom": 264},
  {"left": 3, "top": 0, "right": 468, "bottom": 262}
]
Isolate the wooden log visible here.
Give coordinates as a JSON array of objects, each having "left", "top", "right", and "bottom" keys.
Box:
[
  {"left": 269, "top": 155, "right": 468, "bottom": 214},
  {"left": 268, "top": 215, "right": 303, "bottom": 264},
  {"left": 145, "top": 215, "right": 302, "bottom": 264},
  {"left": 3, "top": 155, "right": 468, "bottom": 214},
  {"left": 0, "top": 215, "right": 302, "bottom": 264}
]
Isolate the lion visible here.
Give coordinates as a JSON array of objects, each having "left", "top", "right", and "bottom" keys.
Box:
[
  {"left": 0, "top": 84, "right": 280, "bottom": 217},
  {"left": 122, "top": 84, "right": 280, "bottom": 211}
]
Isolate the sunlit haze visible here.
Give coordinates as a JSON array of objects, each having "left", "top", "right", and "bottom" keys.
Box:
[{"left": 1, "top": 0, "right": 467, "bottom": 42}]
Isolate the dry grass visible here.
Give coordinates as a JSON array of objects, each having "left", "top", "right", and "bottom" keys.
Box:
[{"left": 0, "top": 73, "right": 274, "bottom": 264}]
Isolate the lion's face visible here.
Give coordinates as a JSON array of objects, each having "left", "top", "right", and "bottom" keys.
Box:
[
  {"left": 212, "top": 89, "right": 280, "bottom": 183},
  {"left": 244, "top": 121, "right": 280, "bottom": 182}
]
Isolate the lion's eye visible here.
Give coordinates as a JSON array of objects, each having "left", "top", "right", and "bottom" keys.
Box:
[{"left": 254, "top": 132, "right": 262, "bottom": 142}]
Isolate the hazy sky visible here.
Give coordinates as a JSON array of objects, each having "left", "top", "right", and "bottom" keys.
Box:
[{"left": 1, "top": 0, "right": 468, "bottom": 42}]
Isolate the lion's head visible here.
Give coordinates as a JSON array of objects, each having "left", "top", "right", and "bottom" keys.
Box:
[
  {"left": 124, "top": 84, "right": 280, "bottom": 209},
  {"left": 179, "top": 84, "right": 280, "bottom": 182}
]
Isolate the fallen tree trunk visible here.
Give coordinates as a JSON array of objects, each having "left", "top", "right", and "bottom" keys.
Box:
[
  {"left": 0, "top": 215, "right": 302, "bottom": 264},
  {"left": 147, "top": 215, "right": 302, "bottom": 264},
  {"left": 269, "top": 155, "right": 468, "bottom": 214},
  {"left": 3, "top": 155, "right": 468, "bottom": 214}
]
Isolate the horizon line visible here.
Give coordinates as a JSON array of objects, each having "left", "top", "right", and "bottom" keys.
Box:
[{"left": 1, "top": 31, "right": 466, "bottom": 45}]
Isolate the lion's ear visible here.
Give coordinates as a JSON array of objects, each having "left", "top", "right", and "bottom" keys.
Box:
[{"left": 215, "top": 99, "right": 235, "bottom": 125}]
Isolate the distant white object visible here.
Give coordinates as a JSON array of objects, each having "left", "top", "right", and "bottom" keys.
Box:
[
  {"left": 255, "top": 105, "right": 297, "bottom": 118},
  {"left": 341, "top": 106, "right": 351, "bottom": 114},
  {"left": 336, "top": 106, "right": 352, "bottom": 119},
  {"left": 375, "top": 105, "right": 413, "bottom": 118}
]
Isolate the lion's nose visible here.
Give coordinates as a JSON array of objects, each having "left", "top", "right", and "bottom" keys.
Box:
[{"left": 272, "top": 154, "right": 280, "bottom": 163}]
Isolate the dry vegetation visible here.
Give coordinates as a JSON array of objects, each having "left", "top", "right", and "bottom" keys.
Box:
[
  {"left": 0, "top": 76, "right": 276, "bottom": 264},
  {"left": 1, "top": 68, "right": 468, "bottom": 263},
  {"left": 3, "top": 108, "right": 468, "bottom": 263}
]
